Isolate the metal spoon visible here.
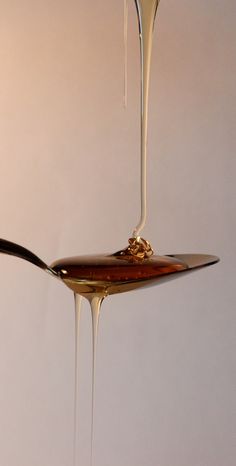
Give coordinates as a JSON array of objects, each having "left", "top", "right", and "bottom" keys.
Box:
[
  {"left": 0, "top": 238, "right": 58, "bottom": 277},
  {"left": 0, "top": 238, "right": 219, "bottom": 295},
  {"left": 51, "top": 252, "right": 219, "bottom": 296}
]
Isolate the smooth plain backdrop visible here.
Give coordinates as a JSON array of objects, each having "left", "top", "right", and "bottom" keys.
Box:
[{"left": 0, "top": 1, "right": 235, "bottom": 465}]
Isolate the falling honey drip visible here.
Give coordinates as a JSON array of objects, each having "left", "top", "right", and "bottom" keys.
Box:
[
  {"left": 124, "top": 0, "right": 128, "bottom": 107},
  {"left": 89, "top": 295, "right": 103, "bottom": 466},
  {"left": 73, "top": 293, "right": 82, "bottom": 466},
  {"left": 132, "top": 0, "right": 160, "bottom": 238}
]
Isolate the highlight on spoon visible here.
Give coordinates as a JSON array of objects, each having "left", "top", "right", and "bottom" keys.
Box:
[{"left": 0, "top": 238, "right": 57, "bottom": 276}]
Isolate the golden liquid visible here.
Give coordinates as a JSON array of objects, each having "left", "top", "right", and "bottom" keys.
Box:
[
  {"left": 52, "top": 253, "right": 188, "bottom": 298},
  {"left": 73, "top": 294, "right": 82, "bottom": 466},
  {"left": 89, "top": 296, "right": 103, "bottom": 466},
  {"left": 51, "top": 252, "right": 218, "bottom": 299},
  {"left": 132, "top": 0, "right": 160, "bottom": 237},
  {"left": 124, "top": 0, "right": 128, "bottom": 107}
]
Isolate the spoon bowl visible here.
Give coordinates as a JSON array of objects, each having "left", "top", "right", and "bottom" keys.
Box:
[{"left": 51, "top": 252, "right": 219, "bottom": 297}]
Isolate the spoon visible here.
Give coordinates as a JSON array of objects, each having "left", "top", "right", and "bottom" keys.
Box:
[
  {"left": 0, "top": 238, "right": 57, "bottom": 276},
  {"left": 0, "top": 238, "right": 219, "bottom": 296},
  {"left": 51, "top": 251, "right": 219, "bottom": 297}
]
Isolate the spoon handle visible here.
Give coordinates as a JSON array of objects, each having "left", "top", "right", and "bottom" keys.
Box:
[{"left": 0, "top": 238, "right": 56, "bottom": 275}]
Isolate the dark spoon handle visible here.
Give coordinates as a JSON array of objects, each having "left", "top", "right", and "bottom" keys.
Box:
[{"left": 0, "top": 238, "right": 56, "bottom": 275}]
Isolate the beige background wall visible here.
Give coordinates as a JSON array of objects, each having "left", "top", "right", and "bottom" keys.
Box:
[{"left": 0, "top": 1, "right": 235, "bottom": 465}]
